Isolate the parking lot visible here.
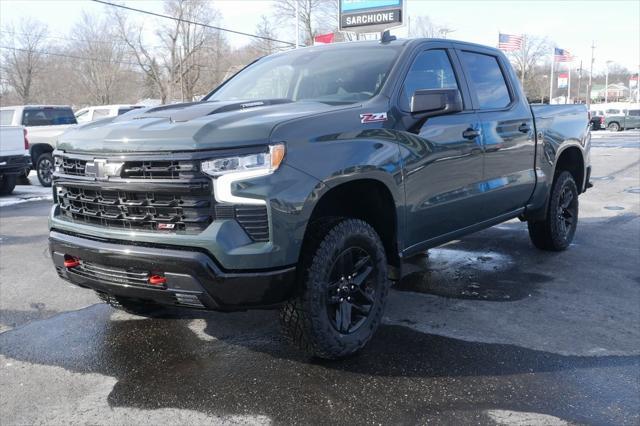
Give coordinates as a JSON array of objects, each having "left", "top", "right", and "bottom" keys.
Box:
[{"left": 0, "top": 131, "right": 638, "bottom": 425}]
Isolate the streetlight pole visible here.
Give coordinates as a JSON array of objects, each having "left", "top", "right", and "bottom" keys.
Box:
[{"left": 587, "top": 41, "right": 595, "bottom": 108}]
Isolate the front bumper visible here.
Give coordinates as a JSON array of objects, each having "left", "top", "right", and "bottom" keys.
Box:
[
  {"left": 0, "top": 155, "right": 30, "bottom": 174},
  {"left": 49, "top": 230, "right": 297, "bottom": 311}
]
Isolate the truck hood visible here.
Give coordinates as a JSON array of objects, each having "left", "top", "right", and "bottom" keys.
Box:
[{"left": 57, "top": 100, "right": 350, "bottom": 154}]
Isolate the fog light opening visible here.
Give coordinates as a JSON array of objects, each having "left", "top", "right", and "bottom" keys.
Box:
[
  {"left": 63, "top": 255, "right": 81, "bottom": 268},
  {"left": 148, "top": 274, "right": 167, "bottom": 286}
]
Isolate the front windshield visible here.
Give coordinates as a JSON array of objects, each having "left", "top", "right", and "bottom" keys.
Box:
[{"left": 205, "top": 45, "right": 401, "bottom": 104}]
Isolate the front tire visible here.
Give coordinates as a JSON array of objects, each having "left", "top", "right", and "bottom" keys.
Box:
[
  {"left": 0, "top": 175, "right": 17, "bottom": 196},
  {"left": 36, "top": 153, "right": 54, "bottom": 187},
  {"left": 527, "top": 171, "right": 579, "bottom": 251},
  {"left": 280, "top": 218, "right": 390, "bottom": 359}
]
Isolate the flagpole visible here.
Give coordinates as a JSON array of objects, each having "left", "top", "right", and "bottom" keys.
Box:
[
  {"left": 567, "top": 62, "right": 571, "bottom": 104},
  {"left": 521, "top": 35, "right": 526, "bottom": 84},
  {"left": 549, "top": 48, "right": 555, "bottom": 104}
]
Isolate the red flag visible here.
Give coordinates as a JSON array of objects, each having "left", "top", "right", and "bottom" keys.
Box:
[{"left": 314, "top": 33, "right": 335, "bottom": 45}]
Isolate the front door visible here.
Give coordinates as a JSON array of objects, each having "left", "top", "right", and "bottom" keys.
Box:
[{"left": 395, "top": 47, "right": 485, "bottom": 251}]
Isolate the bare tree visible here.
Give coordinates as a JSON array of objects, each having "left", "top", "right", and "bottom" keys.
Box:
[
  {"left": 113, "top": 0, "right": 222, "bottom": 103},
  {"left": 0, "top": 18, "right": 49, "bottom": 104},
  {"left": 409, "top": 16, "right": 443, "bottom": 38},
  {"left": 250, "top": 15, "right": 280, "bottom": 56},
  {"left": 506, "top": 35, "right": 551, "bottom": 87},
  {"left": 273, "top": 0, "right": 336, "bottom": 45},
  {"left": 71, "top": 12, "right": 128, "bottom": 105}
]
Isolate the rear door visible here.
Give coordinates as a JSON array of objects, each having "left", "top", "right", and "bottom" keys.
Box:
[
  {"left": 455, "top": 46, "right": 536, "bottom": 220},
  {"left": 395, "top": 43, "right": 484, "bottom": 249},
  {"left": 627, "top": 109, "right": 640, "bottom": 128}
]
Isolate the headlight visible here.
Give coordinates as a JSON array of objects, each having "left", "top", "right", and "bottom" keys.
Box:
[
  {"left": 201, "top": 144, "right": 285, "bottom": 205},
  {"left": 201, "top": 144, "right": 285, "bottom": 177}
]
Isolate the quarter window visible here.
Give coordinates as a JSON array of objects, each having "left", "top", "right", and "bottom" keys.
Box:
[
  {"left": 400, "top": 49, "right": 459, "bottom": 111},
  {"left": 628, "top": 109, "right": 639, "bottom": 116},
  {"left": 460, "top": 51, "right": 512, "bottom": 109}
]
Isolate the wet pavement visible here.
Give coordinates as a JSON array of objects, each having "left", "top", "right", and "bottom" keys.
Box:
[{"left": 1, "top": 130, "right": 639, "bottom": 425}]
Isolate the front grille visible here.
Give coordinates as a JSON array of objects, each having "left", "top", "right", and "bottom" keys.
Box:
[
  {"left": 54, "top": 154, "right": 271, "bottom": 241},
  {"left": 61, "top": 158, "right": 86, "bottom": 176},
  {"left": 121, "top": 160, "right": 198, "bottom": 180},
  {"left": 57, "top": 261, "right": 160, "bottom": 289},
  {"left": 57, "top": 184, "right": 213, "bottom": 233}
]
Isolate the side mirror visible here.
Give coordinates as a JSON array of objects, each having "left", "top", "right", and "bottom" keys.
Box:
[{"left": 411, "top": 88, "right": 463, "bottom": 116}]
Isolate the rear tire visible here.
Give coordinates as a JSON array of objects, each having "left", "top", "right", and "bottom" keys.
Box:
[
  {"left": 607, "top": 122, "right": 620, "bottom": 132},
  {"left": 527, "top": 171, "right": 579, "bottom": 251},
  {"left": 0, "top": 175, "right": 17, "bottom": 196},
  {"left": 280, "top": 218, "right": 390, "bottom": 359},
  {"left": 36, "top": 153, "right": 54, "bottom": 187}
]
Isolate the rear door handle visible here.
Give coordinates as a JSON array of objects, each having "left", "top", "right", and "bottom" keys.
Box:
[
  {"left": 518, "top": 123, "right": 531, "bottom": 133},
  {"left": 462, "top": 128, "right": 480, "bottom": 140}
]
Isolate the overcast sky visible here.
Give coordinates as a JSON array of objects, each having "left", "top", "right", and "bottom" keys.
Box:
[{"left": 1, "top": 0, "right": 638, "bottom": 73}]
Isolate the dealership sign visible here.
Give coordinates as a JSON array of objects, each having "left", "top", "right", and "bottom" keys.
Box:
[{"left": 339, "top": 0, "right": 404, "bottom": 33}]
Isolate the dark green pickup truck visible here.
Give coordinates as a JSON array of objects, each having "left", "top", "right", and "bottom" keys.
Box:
[{"left": 49, "top": 38, "right": 591, "bottom": 358}]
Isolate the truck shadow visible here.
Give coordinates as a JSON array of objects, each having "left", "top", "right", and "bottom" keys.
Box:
[{"left": 0, "top": 303, "right": 638, "bottom": 425}]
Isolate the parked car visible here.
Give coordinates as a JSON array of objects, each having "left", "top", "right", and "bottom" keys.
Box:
[
  {"left": 0, "top": 126, "right": 30, "bottom": 195},
  {"left": 74, "top": 104, "right": 144, "bottom": 124},
  {"left": 589, "top": 109, "right": 605, "bottom": 130},
  {"left": 605, "top": 108, "right": 640, "bottom": 131},
  {"left": 49, "top": 39, "right": 591, "bottom": 359},
  {"left": 0, "top": 105, "right": 76, "bottom": 186}
]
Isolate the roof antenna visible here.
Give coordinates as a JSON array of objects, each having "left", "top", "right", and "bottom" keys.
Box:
[{"left": 380, "top": 29, "right": 396, "bottom": 44}]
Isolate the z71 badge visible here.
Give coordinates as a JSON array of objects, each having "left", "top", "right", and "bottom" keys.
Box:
[{"left": 360, "top": 112, "right": 387, "bottom": 124}]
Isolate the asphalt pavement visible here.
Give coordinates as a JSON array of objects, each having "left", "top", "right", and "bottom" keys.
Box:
[{"left": 1, "top": 130, "right": 638, "bottom": 425}]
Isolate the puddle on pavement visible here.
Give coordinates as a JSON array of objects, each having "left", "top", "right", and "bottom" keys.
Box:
[
  {"left": 395, "top": 248, "right": 551, "bottom": 301},
  {"left": 590, "top": 175, "right": 614, "bottom": 181},
  {"left": 604, "top": 206, "right": 625, "bottom": 211}
]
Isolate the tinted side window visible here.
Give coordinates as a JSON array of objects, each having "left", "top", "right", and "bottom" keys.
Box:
[
  {"left": 628, "top": 109, "right": 640, "bottom": 116},
  {"left": 0, "top": 110, "right": 14, "bottom": 125},
  {"left": 22, "top": 107, "right": 77, "bottom": 126},
  {"left": 460, "top": 51, "right": 511, "bottom": 109},
  {"left": 401, "top": 49, "right": 459, "bottom": 111}
]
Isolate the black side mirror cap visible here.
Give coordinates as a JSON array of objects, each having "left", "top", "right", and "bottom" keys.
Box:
[{"left": 411, "top": 88, "right": 463, "bottom": 117}]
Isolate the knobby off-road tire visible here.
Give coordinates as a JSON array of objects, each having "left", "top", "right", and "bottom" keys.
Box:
[
  {"left": 96, "top": 292, "right": 167, "bottom": 317},
  {"left": 280, "top": 218, "right": 390, "bottom": 359},
  {"left": 0, "top": 174, "right": 17, "bottom": 195},
  {"left": 528, "top": 171, "right": 579, "bottom": 251}
]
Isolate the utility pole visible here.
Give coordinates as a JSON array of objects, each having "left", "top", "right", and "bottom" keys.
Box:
[
  {"left": 587, "top": 41, "right": 595, "bottom": 107},
  {"left": 577, "top": 60, "right": 583, "bottom": 104}
]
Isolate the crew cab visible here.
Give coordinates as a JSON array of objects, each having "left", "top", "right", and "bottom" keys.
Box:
[
  {"left": 75, "top": 105, "right": 144, "bottom": 124},
  {"left": 0, "top": 105, "right": 77, "bottom": 187},
  {"left": 49, "top": 39, "right": 591, "bottom": 359},
  {"left": 0, "top": 126, "right": 29, "bottom": 195}
]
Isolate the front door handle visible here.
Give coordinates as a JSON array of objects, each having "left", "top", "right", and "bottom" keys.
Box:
[
  {"left": 462, "top": 128, "right": 480, "bottom": 140},
  {"left": 518, "top": 123, "right": 531, "bottom": 133}
]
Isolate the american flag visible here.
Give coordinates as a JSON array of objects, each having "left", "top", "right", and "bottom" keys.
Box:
[
  {"left": 498, "top": 33, "right": 523, "bottom": 51},
  {"left": 554, "top": 48, "right": 573, "bottom": 62}
]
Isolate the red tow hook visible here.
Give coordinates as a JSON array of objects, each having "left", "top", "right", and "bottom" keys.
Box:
[
  {"left": 63, "top": 255, "right": 81, "bottom": 268},
  {"left": 148, "top": 274, "right": 167, "bottom": 286}
]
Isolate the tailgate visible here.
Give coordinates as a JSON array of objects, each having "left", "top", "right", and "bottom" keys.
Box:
[{"left": 0, "top": 126, "right": 26, "bottom": 157}]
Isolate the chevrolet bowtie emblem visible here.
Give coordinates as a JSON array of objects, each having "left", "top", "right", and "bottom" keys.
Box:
[{"left": 85, "top": 159, "right": 123, "bottom": 181}]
